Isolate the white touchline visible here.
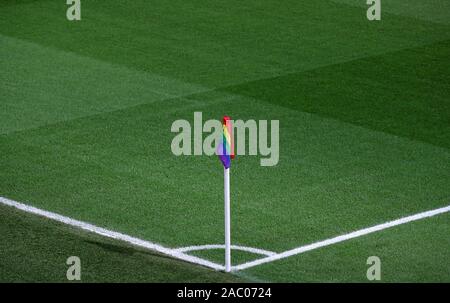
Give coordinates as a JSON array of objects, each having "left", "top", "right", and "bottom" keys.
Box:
[
  {"left": 0, "top": 196, "right": 225, "bottom": 271},
  {"left": 234, "top": 204, "right": 450, "bottom": 271}
]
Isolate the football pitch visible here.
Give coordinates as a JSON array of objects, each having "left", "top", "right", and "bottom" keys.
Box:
[{"left": 0, "top": 0, "right": 449, "bottom": 282}]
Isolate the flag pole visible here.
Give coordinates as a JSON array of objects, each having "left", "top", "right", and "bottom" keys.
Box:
[{"left": 224, "top": 166, "right": 231, "bottom": 272}]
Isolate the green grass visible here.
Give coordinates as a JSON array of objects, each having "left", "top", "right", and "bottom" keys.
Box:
[
  {"left": 242, "top": 212, "right": 450, "bottom": 282},
  {"left": 0, "top": 204, "right": 246, "bottom": 282},
  {"left": 0, "top": 0, "right": 449, "bottom": 282}
]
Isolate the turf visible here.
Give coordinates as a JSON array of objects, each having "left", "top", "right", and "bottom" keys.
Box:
[
  {"left": 242, "top": 212, "right": 450, "bottom": 282},
  {"left": 0, "top": 204, "right": 246, "bottom": 282},
  {"left": 0, "top": 0, "right": 449, "bottom": 282}
]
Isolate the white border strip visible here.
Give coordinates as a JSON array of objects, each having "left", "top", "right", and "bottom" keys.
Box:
[
  {"left": 175, "top": 244, "right": 276, "bottom": 256},
  {"left": 234, "top": 204, "right": 450, "bottom": 271},
  {"left": 0, "top": 196, "right": 225, "bottom": 271}
]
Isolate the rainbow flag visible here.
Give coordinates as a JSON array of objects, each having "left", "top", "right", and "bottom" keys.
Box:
[{"left": 218, "top": 116, "right": 234, "bottom": 169}]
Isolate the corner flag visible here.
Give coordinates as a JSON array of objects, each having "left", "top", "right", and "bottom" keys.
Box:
[
  {"left": 218, "top": 116, "right": 234, "bottom": 169},
  {"left": 217, "top": 116, "right": 234, "bottom": 272}
]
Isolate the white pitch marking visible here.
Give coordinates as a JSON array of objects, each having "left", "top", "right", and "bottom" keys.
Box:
[
  {"left": 175, "top": 244, "right": 276, "bottom": 256},
  {"left": 234, "top": 204, "right": 450, "bottom": 271},
  {"left": 0, "top": 196, "right": 225, "bottom": 271},
  {"left": 3, "top": 196, "right": 449, "bottom": 273}
]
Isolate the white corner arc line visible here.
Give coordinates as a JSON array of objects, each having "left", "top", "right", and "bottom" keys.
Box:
[
  {"left": 0, "top": 196, "right": 225, "bottom": 271},
  {"left": 175, "top": 244, "right": 276, "bottom": 256},
  {"left": 234, "top": 204, "right": 450, "bottom": 271}
]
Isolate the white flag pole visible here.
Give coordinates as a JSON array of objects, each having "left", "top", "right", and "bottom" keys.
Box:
[{"left": 224, "top": 166, "right": 231, "bottom": 272}]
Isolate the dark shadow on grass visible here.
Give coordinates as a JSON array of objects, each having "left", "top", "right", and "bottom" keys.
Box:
[{"left": 84, "top": 240, "right": 137, "bottom": 256}]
